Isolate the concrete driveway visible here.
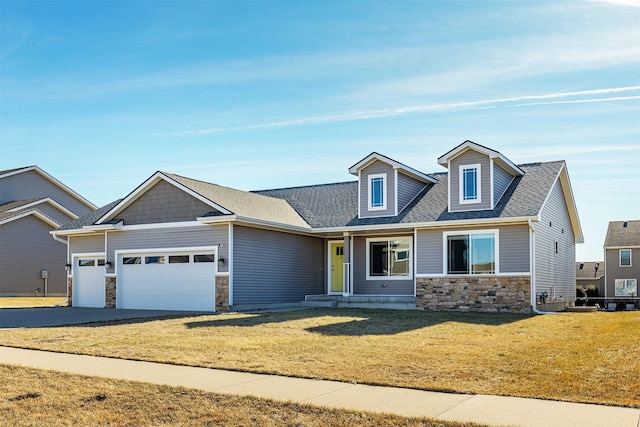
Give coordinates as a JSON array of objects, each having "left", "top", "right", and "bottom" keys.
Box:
[{"left": 0, "top": 307, "right": 208, "bottom": 329}]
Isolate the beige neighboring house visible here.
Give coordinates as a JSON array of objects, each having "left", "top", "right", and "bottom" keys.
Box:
[
  {"left": 0, "top": 166, "right": 96, "bottom": 296},
  {"left": 575, "top": 261, "right": 605, "bottom": 297},
  {"left": 603, "top": 220, "right": 640, "bottom": 305}
]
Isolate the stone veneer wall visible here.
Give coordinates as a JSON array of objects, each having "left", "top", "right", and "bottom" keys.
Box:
[
  {"left": 416, "top": 276, "right": 531, "bottom": 314},
  {"left": 216, "top": 275, "right": 229, "bottom": 312},
  {"left": 67, "top": 276, "right": 73, "bottom": 306},
  {"left": 105, "top": 277, "right": 117, "bottom": 308}
]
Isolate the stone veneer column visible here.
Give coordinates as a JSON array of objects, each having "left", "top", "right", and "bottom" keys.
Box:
[
  {"left": 416, "top": 276, "right": 531, "bottom": 314},
  {"left": 216, "top": 276, "right": 229, "bottom": 312},
  {"left": 67, "top": 276, "right": 73, "bottom": 306},
  {"left": 105, "top": 277, "right": 117, "bottom": 308}
]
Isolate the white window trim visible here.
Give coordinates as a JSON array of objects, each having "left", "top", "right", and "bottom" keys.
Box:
[
  {"left": 365, "top": 236, "right": 413, "bottom": 280},
  {"left": 619, "top": 249, "right": 632, "bottom": 267},
  {"left": 442, "top": 229, "right": 499, "bottom": 275},
  {"left": 368, "top": 173, "right": 387, "bottom": 211},
  {"left": 459, "top": 163, "right": 481, "bottom": 205},
  {"left": 614, "top": 278, "right": 637, "bottom": 297}
]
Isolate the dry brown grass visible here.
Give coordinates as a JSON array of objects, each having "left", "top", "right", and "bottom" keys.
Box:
[
  {"left": 0, "top": 297, "right": 67, "bottom": 308},
  {"left": 0, "top": 364, "right": 479, "bottom": 427},
  {"left": 1, "top": 309, "right": 638, "bottom": 408}
]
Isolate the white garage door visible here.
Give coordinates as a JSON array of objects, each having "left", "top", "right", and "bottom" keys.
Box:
[
  {"left": 73, "top": 257, "right": 105, "bottom": 308},
  {"left": 117, "top": 250, "right": 216, "bottom": 311}
]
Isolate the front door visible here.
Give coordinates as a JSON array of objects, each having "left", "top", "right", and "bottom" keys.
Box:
[{"left": 330, "top": 242, "right": 344, "bottom": 293}]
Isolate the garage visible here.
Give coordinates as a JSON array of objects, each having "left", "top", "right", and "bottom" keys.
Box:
[
  {"left": 117, "top": 249, "right": 216, "bottom": 311},
  {"left": 73, "top": 256, "right": 106, "bottom": 308}
]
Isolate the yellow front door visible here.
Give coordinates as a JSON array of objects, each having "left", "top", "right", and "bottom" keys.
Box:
[{"left": 331, "top": 243, "right": 344, "bottom": 293}]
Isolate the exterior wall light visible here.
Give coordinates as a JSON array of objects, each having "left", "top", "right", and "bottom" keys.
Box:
[
  {"left": 65, "top": 263, "right": 72, "bottom": 272},
  {"left": 105, "top": 261, "right": 112, "bottom": 269}
]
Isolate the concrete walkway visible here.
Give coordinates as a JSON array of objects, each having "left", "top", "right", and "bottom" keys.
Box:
[{"left": 1, "top": 347, "right": 638, "bottom": 427}]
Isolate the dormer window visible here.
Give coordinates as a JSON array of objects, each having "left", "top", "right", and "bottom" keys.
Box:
[
  {"left": 368, "top": 173, "right": 387, "bottom": 210},
  {"left": 460, "top": 164, "right": 481, "bottom": 204}
]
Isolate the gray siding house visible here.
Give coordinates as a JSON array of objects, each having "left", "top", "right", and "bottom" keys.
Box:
[
  {"left": 0, "top": 166, "right": 96, "bottom": 296},
  {"left": 603, "top": 220, "right": 639, "bottom": 307},
  {"left": 54, "top": 141, "right": 583, "bottom": 313}
]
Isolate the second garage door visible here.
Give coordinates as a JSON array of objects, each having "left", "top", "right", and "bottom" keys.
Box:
[{"left": 117, "top": 250, "right": 216, "bottom": 311}]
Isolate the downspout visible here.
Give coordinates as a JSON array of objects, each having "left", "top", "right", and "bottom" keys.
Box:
[{"left": 529, "top": 218, "right": 561, "bottom": 315}]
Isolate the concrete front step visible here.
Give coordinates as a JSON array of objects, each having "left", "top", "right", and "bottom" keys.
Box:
[
  {"left": 300, "top": 300, "right": 337, "bottom": 308},
  {"left": 304, "top": 295, "right": 416, "bottom": 310}
]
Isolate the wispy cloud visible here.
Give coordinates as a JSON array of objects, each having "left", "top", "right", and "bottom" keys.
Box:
[
  {"left": 156, "top": 86, "right": 640, "bottom": 137},
  {"left": 588, "top": 0, "right": 640, "bottom": 7}
]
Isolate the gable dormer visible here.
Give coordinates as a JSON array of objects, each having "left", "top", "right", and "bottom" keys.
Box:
[
  {"left": 349, "top": 152, "right": 436, "bottom": 219},
  {"left": 437, "top": 141, "right": 524, "bottom": 213}
]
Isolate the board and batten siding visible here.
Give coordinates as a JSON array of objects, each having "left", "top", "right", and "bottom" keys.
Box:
[
  {"left": 118, "top": 180, "right": 217, "bottom": 225},
  {"left": 533, "top": 179, "right": 576, "bottom": 302},
  {"left": 0, "top": 170, "right": 93, "bottom": 216},
  {"left": 359, "top": 160, "right": 396, "bottom": 218},
  {"left": 449, "top": 150, "right": 492, "bottom": 212},
  {"left": 351, "top": 236, "right": 414, "bottom": 295},
  {"left": 493, "top": 163, "right": 514, "bottom": 207},
  {"left": 397, "top": 173, "right": 427, "bottom": 213},
  {"left": 232, "top": 226, "right": 324, "bottom": 304},
  {"left": 0, "top": 215, "right": 67, "bottom": 296},
  {"left": 416, "top": 224, "right": 530, "bottom": 275},
  {"left": 106, "top": 224, "right": 229, "bottom": 274}
]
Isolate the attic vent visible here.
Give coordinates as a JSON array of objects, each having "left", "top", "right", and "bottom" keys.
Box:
[
  {"left": 623, "top": 221, "right": 628, "bottom": 228},
  {"left": 579, "top": 263, "right": 584, "bottom": 269}
]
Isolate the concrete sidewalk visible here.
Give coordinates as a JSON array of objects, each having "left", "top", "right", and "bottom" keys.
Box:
[{"left": 1, "top": 347, "right": 638, "bottom": 427}]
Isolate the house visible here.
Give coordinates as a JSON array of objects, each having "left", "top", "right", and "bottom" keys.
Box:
[
  {"left": 52, "top": 140, "right": 583, "bottom": 313},
  {"left": 0, "top": 166, "right": 97, "bottom": 296},
  {"left": 603, "top": 220, "right": 639, "bottom": 305},
  {"left": 575, "top": 261, "right": 605, "bottom": 300}
]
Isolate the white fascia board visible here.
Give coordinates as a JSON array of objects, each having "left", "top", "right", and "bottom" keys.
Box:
[
  {"left": 199, "top": 214, "right": 316, "bottom": 237},
  {"left": 7, "top": 197, "right": 79, "bottom": 220},
  {"left": 95, "top": 172, "right": 232, "bottom": 225},
  {"left": 82, "top": 221, "right": 124, "bottom": 231},
  {"left": 604, "top": 245, "right": 640, "bottom": 250},
  {"left": 0, "top": 210, "right": 62, "bottom": 228},
  {"left": 1, "top": 166, "right": 97, "bottom": 210},
  {"left": 349, "top": 152, "right": 435, "bottom": 184},
  {"left": 437, "top": 141, "right": 524, "bottom": 176}
]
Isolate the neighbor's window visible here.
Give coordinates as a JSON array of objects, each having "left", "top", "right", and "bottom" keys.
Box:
[
  {"left": 615, "top": 279, "right": 637, "bottom": 297},
  {"left": 446, "top": 231, "right": 496, "bottom": 275},
  {"left": 620, "top": 249, "right": 632, "bottom": 267},
  {"left": 460, "top": 164, "right": 481, "bottom": 204},
  {"left": 367, "top": 237, "right": 412, "bottom": 279},
  {"left": 368, "top": 174, "right": 386, "bottom": 210}
]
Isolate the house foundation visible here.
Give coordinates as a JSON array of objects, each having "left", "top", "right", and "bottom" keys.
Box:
[{"left": 416, "top": 276, "right": 531, "bottom": 314}]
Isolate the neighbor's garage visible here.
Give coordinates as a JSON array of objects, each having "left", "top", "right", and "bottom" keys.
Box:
[
  {"left": 116, "top": 250, "right": 216, "bottom": 312},
  {"left": 73, "top": 257, "right": 106, "bottom": 308}
]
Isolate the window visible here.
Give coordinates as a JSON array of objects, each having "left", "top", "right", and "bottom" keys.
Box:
[
  {"left": 368, "top": 174, "right": 386, "bottom": 210},
  {"left": 615, "top": 279, "right": 637, "bottom": 297},
  {"left": 620, "top": 249, "right": 632, "bottom": 267},
  {"left": 459, "top": 164, "right": 481, "bottom": 204},
  {"left": 366, "top": 237, "right": 412, "bottom": 279},
  {"left": 122, "top": 257, "right": 141, "bottom": 265},
  {"left": 145, "top": 256, "right": 165, "bottom": 264},
  {"left": 169, "top": 255, "right": 190, "bottom": 264},
  {"left": 194, "top": 254, "right": 215, "bottom": 263},
  {"left": 446, "top": 231, "right": 497, "bottom": 275},
  {"left": 78, "top": 259, "right": 95, "bottom": 267}
]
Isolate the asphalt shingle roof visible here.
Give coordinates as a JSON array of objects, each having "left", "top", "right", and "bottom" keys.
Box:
[
  {"left": 57, "top": 199, "right": 123, "bottom": 231},
  {"left": 603, "top": 220, "right": 640, "bottom": 248},
  {"left": 0, "top": 198, "right": 60, "bottom": 225},
  {"left": 576, "top": 261, "right": 604, "bottom": 279}
]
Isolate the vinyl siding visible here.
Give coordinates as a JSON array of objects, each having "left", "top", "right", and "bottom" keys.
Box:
[
  {"left": 69, "top": 234, "right": 105, "bottom": 255},
  {"left": 534, "top": 179, "right": 576, "bottom": 302},
  {"left": 397, "top": 173, "right": 427, "bottom": 213},
  {"left": 107, "top": 224, "right": 229, "bottom": 274},
  {"left": 359, "top": 160, "right": 396, "bottom": 218},
  {"left": 604, "top": 248, "right": 640, "bottom": 298},
  {"left": 352, "top": 236, "right": 414, "bottom": 295},
  {"left": 0, "top": 170, "right": 93, "bottom": 216},
  {"left": 493, "top": 163, "right": 514, "bottom": 207},
  {"left": 118, "top": 180, "right": 218, "bottom": 225},
  {"left": 449, "top": 150, "right": 491, "bottom": 212},
  {"left": 0, "top": 215, "right": 67, "bottom": 296},
  {"left": 232, "top": 226, "right": 324, "bottom": 304},
  {"left": 416, "top": 225, "right": 530, "bottom": 275}
]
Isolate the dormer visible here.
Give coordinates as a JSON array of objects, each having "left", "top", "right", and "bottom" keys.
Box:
[
  {"left": 349, "top": 152, "right": 436, "bottom": 219},
  {"left": 437, "top": 141, "right": 524, "bottom": 213}
]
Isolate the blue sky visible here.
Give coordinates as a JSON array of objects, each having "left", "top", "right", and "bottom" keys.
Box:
[{"left": 1, "top": 0, "right": 638, "bottom": 261}]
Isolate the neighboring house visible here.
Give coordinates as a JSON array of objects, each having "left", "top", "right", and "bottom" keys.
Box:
[
  {"left": 575, "top": 261, "right": 605, "bottom": 297},
  {"left": 603, "top": 220, "right": 640, "bottom": 302},
  {"left": 53, "top": 140, "right": 583, "bottom": 313},
  {"left": 0, "top": 166, "right": 97, "bottom": 296}
]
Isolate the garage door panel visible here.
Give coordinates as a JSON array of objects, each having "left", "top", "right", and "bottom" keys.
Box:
[{"left": 73, "top": 257, "right": 105, "bottom": 308}]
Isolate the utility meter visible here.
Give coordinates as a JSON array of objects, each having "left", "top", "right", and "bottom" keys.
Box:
[{"left": 41, "top": 270, "right": 48, "bottom": 279}]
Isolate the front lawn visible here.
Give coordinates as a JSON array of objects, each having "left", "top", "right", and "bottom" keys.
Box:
[
  {"left": 0, "top": 309, "right": 638, "bottom": 408},
  {"left": 0, "top": 297, "right": 67, "bottom": 308},
  {"left": 0, "top": 364, "right": 475, "bottom": 427}
]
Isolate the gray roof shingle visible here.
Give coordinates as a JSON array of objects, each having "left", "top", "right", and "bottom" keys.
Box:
[
  {"left": 576, "top": 261, "right": 604, "bottom": 279},
  {"left": 604, "top": 220, "right": 640, "bottom": 248}
]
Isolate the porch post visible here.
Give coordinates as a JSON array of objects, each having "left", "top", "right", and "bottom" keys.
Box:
[{"left": 343, "top": 232, "right": 352, "bottom": 296}]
